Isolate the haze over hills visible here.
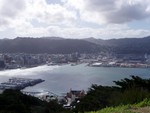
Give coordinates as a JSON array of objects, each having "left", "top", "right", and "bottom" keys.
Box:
[{"left": 0, "top": 36, "right": 150, "bottom": 54}]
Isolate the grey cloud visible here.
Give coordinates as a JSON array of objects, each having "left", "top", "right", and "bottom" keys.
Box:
[
  {"left": 46, "top": 0, "right": 61, "bottom": 4},
  {"left": 0, "top": 0, "right": 26, "bottom": 28},
  {"left": 106, "top": 3, "right": 150, "bottom": 23},
  {"left": 0, "top": 0, "right": 26, "bottom": 18},
  {"left": 0, "top": 0, "right": 25, "bottom": 19},
  {"left": 0, "top": 18, "right": 9, "bottom": 26},
  {"left": 80, "top": 0, "right": 150, "bottom": 24},
  {"left": 86, "top": 0, "right": 116, "bottom": 12}
]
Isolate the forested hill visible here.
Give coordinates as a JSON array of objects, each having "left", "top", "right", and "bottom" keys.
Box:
[
  {"left": 1, "top": 36, "right": 150, "bottom": 54},
  {"left": 0, "top": 37, "right": 102, "bottom": 54},
  {"left": 84, "top": 36, "right": 150, "bottom": 54}
]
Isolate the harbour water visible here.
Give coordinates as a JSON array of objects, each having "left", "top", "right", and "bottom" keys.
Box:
[{"left": 0, "top": 63, "right": 150, "bottom": 95}]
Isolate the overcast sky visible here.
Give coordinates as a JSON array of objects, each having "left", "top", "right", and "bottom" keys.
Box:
[{"left": 0, "top": 0, "right": 150, "bottom": 39}]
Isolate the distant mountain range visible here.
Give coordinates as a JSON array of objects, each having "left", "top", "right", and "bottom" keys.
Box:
[
  {"left": 0, "top": 37, "right": 102, "bottom": 54},
  {"left": 0, "top": 36, "right": 150, "bottom": 54}
]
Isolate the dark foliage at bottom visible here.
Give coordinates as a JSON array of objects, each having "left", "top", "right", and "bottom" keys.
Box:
[{"left": 0, "top": 89, "right": 72, "bottom": 113}]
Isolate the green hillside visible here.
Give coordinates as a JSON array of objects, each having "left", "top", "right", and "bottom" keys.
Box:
[{"left": 87, "top": 98, "right": 150, "bottom": 113}]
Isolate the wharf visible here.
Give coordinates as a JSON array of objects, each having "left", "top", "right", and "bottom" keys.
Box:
[{"left": 0, "top": 77, "right": 45, "bottom": 90}]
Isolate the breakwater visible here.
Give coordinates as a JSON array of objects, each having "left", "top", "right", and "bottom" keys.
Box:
[{"left": 0, "top": 77, "right": 45, "bottom": 90}]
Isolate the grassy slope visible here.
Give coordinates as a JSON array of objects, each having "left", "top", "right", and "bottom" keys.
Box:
[{"left": 87, "top": 98, "right": 150, "bottom": 113}]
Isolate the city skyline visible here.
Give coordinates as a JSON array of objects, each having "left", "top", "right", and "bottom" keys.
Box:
[{"left": 0, "top": 0, "right": 150, "bottom": 39}]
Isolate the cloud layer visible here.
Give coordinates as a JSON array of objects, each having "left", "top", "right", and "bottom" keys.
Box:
[
  {"left": 0, "top": 0, "right": 150, "bottom": 39},
  {"left": 64, "top": 0, "right": 150, "bottom": 24}
]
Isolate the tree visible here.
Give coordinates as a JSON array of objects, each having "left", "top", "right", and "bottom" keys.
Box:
[{"left": 114, "top": 75, "right": 150, "bottom": 91}]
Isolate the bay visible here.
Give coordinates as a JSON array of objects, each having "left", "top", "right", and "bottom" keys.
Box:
[{"left": 0, "top": 63, "right": 150, "bottom": 95}]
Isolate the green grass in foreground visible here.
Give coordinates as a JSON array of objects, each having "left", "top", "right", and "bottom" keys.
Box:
[{"left": 87, "top": 98, "right": 150, "bottom": 113}]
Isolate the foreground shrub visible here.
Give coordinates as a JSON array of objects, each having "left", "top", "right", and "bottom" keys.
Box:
[{"left": 74, "top": 76, "right": 150, "bottom": 112}]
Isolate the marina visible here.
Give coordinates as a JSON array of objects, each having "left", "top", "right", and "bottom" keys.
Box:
[{"left": 0, "top": 77, "right": 45, "bottom": 90}]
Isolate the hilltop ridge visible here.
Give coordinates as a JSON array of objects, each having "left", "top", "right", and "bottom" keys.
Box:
[{"left": 0, "top": 36, "right": 150, "bottom": 54}]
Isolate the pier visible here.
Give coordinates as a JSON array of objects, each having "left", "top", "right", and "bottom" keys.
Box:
[{"left": 0, "top": 77, "right": 45, "bottom": 90}]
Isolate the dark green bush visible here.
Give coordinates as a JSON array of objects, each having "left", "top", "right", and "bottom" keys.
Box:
[
  {"left": 0, "top": 89, "right": 71, "bottom": 113},
  {"left": 74, "top": 76, "right": 150, "bottom": 112}
]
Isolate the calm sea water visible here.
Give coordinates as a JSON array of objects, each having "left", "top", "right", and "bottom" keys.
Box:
[{"left": 0, "top": 64, "right": 150, "bottom": 95}]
